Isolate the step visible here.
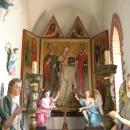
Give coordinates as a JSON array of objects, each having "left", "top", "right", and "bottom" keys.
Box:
[
  {"left": 36, "top": 126, "right": 47, "bottom": 130},
  {"left": 84, "top": 125, "right": 105, "bottom": 130}
]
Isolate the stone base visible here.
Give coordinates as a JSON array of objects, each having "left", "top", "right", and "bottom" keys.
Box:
[
  {"left": 36, "top": 126, "right": 47, "bottom": 130},
  {"left": 84, "top": 125, "right": 105, "bottom": 130}
]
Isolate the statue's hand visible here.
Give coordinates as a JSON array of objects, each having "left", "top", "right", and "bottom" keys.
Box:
[
  {"left": 108, "top": 111, "right": 121, "bottom": 120},
  {"left": 57, "top": 91, "right": 60, "bottom": 96},
  {"left": 75, "top": 94, "right": 78, "bottom": 99},
  {"left": 53, "top": 106, "right": 57, "bottom": 109},
  {"left": 13, "top": 106, "right": 22, "bottom": 115},
  {"left": 79, "top": 107, "right": 83, "bottom": 112}
]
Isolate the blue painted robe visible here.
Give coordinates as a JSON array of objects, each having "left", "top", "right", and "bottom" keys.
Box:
[{"left": 80, "top": 98, "right": 102, "bottom": 127}]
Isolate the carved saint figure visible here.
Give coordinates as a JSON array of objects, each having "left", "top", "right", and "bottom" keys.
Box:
[
  {"left": 5, "top": 42, "right": 19, "bottom": 76},
  {"left": 108, "top": 76, "right": 130, "bottom": 130},
  {"left": 75, "top": 90, "right": 102, "bottom": 127},
  {"left": 0, "top": 0, "right": 15, "bottom": 21},
  {"left": 36, "top": 91, "right": 59, "bottom": 126},
  {"left": 0, "top": 78, "right": 23, "bottom": 130}
]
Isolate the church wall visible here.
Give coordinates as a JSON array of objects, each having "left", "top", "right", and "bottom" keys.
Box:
[
  {"left": 103, "top": 0, "right": 130, "bottom": 78},
  {"left": 27, "top": 0, "right": 104, "bottom": 37},
  {"left": 0, "top": 0, "right": 29, "bottom": 96}
]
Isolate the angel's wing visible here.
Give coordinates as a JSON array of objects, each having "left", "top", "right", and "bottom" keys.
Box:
[{"left": 94, "top": 93, "right": 104, "bottom": 115}]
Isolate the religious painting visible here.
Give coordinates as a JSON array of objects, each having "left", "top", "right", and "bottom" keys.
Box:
[
  {"left": 67, "top": 16, "right": 89, "bottom": 38},
  {"left": 91, "top": 30, "right": 109, "bottom": 97},
  {"left": 42, "top": 15, "right": 64, "bottom": 38},
  {"left": 21, "top": 29, "right": 40, "bottom": 79},
  {"left": 40, "top": 38, "right": 91, "bottom": 109}
]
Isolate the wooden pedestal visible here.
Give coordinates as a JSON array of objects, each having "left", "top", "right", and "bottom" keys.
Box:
[
  {"left": 36, "top": 126, "right": 47, "bottom": 130},
  {"left": 84, "top": 125, "right": 105, "bottom": 130}
]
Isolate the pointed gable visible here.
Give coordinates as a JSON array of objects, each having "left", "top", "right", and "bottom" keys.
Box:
[
  {"left": 42, "top": 15, "right": 64, "bottom": 38},
  {"left": 67, "top": 16, "right": 89, "bottom": 38}
]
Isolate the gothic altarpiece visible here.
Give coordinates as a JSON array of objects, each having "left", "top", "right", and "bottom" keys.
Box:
[
  {"left": 21, "top": 16, "right": 112, "bottom": 121},
  {"left": 21, "top": 16, "right": 108, "bottom": 108},
  {"left": 20, "top": 16, "right": 118, "bottom": 130}
]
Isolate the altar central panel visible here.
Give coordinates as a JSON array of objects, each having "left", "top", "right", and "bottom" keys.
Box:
[{"left": 40, "top": 38, "right": 91, "bottom": 108}]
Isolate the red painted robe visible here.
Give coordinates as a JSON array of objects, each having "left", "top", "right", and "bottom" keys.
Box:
[
  {"left": 36, "top": 97, "right": 53, "bottom": 126},
  {"left": 76, "top": 54, "right": 87, "bottom": 92}
]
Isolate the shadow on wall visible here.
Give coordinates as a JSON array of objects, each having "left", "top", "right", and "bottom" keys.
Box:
[{"left": 32, "top": 6, "right": 101, "bottom": 37}]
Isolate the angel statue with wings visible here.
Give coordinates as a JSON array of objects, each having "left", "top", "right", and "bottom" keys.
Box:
[
  {"left": 0, "top": 0, "right": 15, "bottom": 21},
  {"left": 5, "top": 42, "right": 19, "bottom": 76},
  {"left": 75, "top": 90, "right": 103, "bottom": 127}
]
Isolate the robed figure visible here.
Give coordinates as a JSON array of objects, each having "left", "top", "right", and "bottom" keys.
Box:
[
  {"left": 76, "top": 44, "right": 88, "bottom": 94},
  {"left": 43, "top": 44, "right": 59, "bottom": 92}
]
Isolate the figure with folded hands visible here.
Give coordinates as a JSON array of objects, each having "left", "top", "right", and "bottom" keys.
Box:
[
  {"left": 108, "top": 110, "right": 130, "bottom": 130},
  {"left": 0, "top": 78, "right": 23, "bottom": 130},
  {"left": 108, "top": 78, "right": 130, "bottom": 130}
]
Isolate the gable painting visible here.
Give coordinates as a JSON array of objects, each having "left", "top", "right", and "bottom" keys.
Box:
[
  {"left": 43, "top": 15, "right": 64, "bottom": 38},
  {"left": 67, "top": 16, "right": 89, "bottom": 38}
]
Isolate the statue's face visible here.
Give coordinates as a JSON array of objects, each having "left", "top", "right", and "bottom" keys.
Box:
[
  {"left": 85, "top": 90, "right": 90, "bottom": 98},
  {"left": 10, "top": 82, "right": 21, "bottom": 96},
  {"left": 126, "top": 80, "right": 130, "bottom": 98},
  {"left": 45, "top": 92, "right": 51, "bottom": 97}
]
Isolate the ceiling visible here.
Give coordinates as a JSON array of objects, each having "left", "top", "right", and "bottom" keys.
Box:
[{"left": 27, "top": 0, "right": 104, "bottom": 37}]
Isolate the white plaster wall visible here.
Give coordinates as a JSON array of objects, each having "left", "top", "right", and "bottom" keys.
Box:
[
  {"left": 0, "top": 0, "right": 29, "bottom": 95},
  {"left": 103, "top": 0, "right": 130, "bottom": 78},
  {"left": 27, "top": 0, "right": 104, "bottom": 37}
]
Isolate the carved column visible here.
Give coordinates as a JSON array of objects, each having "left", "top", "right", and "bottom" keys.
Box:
[
  {"left": 26, "top": 73, "right": 42, "bottom": 130},
  {"left": 96, "top": 64, "right": 117, "bottom": 130}
]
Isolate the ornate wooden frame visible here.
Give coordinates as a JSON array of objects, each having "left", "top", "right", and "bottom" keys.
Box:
[
  {"left": 40, "top": 38, "right": 92, "bottom": 95},
  {"left": 67, "top": 16, "right": 89, "bottom": 38},
  {"left": 91, "top": 30, "right": 109, "bottom": 95},
  {"left": 21, "top": 29, "right": 40, "bottom": 79}
]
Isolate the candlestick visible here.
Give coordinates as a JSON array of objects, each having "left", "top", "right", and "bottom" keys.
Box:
[
  {"left": 104, "top": 50, "right": 110, "bottom": 65},
  {"left": 32, "top": 61, "right": 37, "bottom": 74}
]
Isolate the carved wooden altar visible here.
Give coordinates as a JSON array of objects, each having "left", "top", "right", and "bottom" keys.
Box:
[
  {"left": 21, "top": 32, "right": 109, "bottom": 97},
  {"left": 21, "top": 16, "right": 114, "bottom": 130}
]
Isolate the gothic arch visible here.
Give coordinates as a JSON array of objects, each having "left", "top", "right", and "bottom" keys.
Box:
[
  {"left": 110, "top": 13, "right": 125, "bottom": 110},
  {"left": 110, "top": 13, "right": 125, "bottom": 80}
]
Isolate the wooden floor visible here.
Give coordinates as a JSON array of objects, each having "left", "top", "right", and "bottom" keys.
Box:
[{"left": 48, "top": 129, "right": 83, "bottom": 130}]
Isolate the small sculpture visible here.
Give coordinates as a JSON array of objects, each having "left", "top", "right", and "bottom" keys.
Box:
[
  {"left": 0, "top": 78, "right": 23, "bottom": 130},
  {"left": 36, "top": 91, "right": 59, "bottom": 126},
  {"left": 108, "top": 78, "right": 130, "bottom": 130},
  {"left": 0, "top": 0, "right": 15, "bottom": 21},
  {"left": 75, "top": 90, "right": 102, "bottom": 127},
  {"left": 5, "top": 42, "right": 19, "bottom": 76}
]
